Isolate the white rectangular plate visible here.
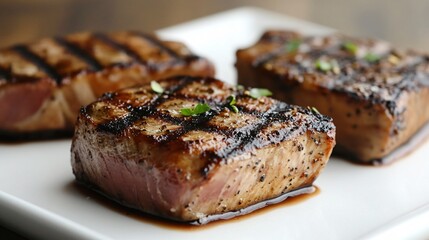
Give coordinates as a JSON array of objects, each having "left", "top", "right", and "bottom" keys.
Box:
[{"left": 1, "top": 7, "right": 429, "bottom": 240}]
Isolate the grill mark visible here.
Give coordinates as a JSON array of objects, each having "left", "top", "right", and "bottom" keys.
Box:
[
  {"left": 96, "top": 77, "right": 194, "bottom": 133},
  {"left": 148, "top": 100, "right": 273, "bottom": 149},
  {"left": 11, "top": 45, "right": 62, "bottom": 83},
  {"left": 151, "top": 94, "right": 302, "bottom": 165},
  {"left": 135, "top": 32, "right": 182, "bottom": 60},
  {"left": 96, "top": 77, "right": 237, "bottom": 141},
  {"left": 147, "top": 87, "right": 235, "bottom": 142},
  {"left": 154, "top": 94, "right": 266, "bottom": 129},
  {"left": 0, "top": 65, "right": 11, "bottom": 81},
  {"left": 204, "top": 103, "right": 285, "bottom": 161},
  {"left": 89, "top": 76, "right": 334, "bottom": 178},
  {"left": 256, "top": 33, "right": 425, "bottom": 116},
  {"left": 255, "top": 44, "right": 345, "bottom": 68},
  {"left": 54, "top": 37, "right": 103, "bottom": 71},
  {"left": 183, "top": 54, "right": 201, "bottom": 62},
  {"left": 147, "top": 86, "right": 257, "bottom": 143},
  {"left": 97, "top": 78, "right": 289, "bottom": 147},
  {"left": 93, "top": 33, "right": 146, "bottom": 64},
  {"left": 198, "top": 104, "right": 331, "bottom": 176},
  {"left": 155, "top": 106, "right": 227, "bottom": 143},
  {"left": 333, "top": 56, "right": 425, "bottom": 116},
  {"left": 149, "top": 109, "right": 220, "bottom": 143}
]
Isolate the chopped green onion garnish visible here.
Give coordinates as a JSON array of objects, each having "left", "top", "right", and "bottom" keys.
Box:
[
  {"left": 315, "top": 59, "right": 332, "bottom": 72},
  {"left": 310, "top": 106, "right": 320, "bottom": 114},
  {"left": 285, "top": 39, "right": 301, "bottom": 53},
  {"left": 248, "top": 88, "right": 272, "bottom": 99},
  {"left": 150, "top": 81, "right": 164, "bottom": 94},
  {"left": 227, "top": 95, "right": 239, "bottom": 113},
  {"left": 231, "top": 105, "right": 239, "bottom": 113},
  {"left": 331, "top": 59, "right": 340, "bottom": 74},
  {"left": 364, "top": 53, "right": 381, "bottom": 63},
  {"left": 227, "top": 95, "right": 237, "bottom": 105},
  {"left": 180, "top": 103, "right": 211, "bottom": 116},
  {"left": 343, "top": 42, "right": 358, "bottom": 55}
]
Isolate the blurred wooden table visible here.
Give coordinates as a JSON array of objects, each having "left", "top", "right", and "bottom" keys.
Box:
[
  {"left": 1, "top": 0, "right": 429, "bottom": 50},
  {"left": 1, "top": 0, "right": 429, "bottom": 238}
]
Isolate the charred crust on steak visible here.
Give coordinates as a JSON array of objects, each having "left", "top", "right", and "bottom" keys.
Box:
[
  {"left": 11, "top": 45, "right": 63, "bottom": 84},
  {"left": 248, "top": 30, "right": 429, "bottom": 117},
  {"left": 0, "top": 31, "right": 214, "bottom": 141},
  {"left": 72, "top": 76, "right": 335, "bottom": 223},
  {"left": 81, "top": 76, "right": 335, "bottom": 177},
  {"left": 93, "top": 32, "right": 148, "bottom": 65},
  {"left": 54, "top": 37, "right": 103, "bottom": 71},
  {"left": 0, "top": 31, "right": 206, "bottom": 86},
  {"left": 237, "top": 30, "right": 429, "bottom": 163}
]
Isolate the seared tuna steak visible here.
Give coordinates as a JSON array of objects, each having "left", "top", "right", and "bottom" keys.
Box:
[
  {"left": 236, "top": 30, "right": 429, "bottom": 163},
  {"left": 0, "top": 32, "right": 214, "bottom": 140},
  {"left": 71, "top": 76, "right": 335, "bottom": 224}
]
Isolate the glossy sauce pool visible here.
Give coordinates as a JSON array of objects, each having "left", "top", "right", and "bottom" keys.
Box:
[{"left": 69, "top": 182, "right": 320, "bottom": 230}]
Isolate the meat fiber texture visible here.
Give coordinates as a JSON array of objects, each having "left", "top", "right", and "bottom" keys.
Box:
[
  {"left": 0, "top": 31, "right": 214, "bottom": 140},
  {"left": 71, "top": 76, "right": 335, "bottom": 224},
  {"left": 236, "top": 30, "right": 429, "bottom": 163}
]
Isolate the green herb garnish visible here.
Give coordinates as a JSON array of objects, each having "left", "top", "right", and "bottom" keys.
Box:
[
  {"left": 285, "top": 39, "right": 301, "bottom": 53},
  {"left": 150, "top": 81, "right": 164, "bottom": 94},
  {"left": 248, "top": 88, "right": 272, "bottom": 99},
  {"left": 315, "top": 59, "right": 332, "bottom": 72},
  {"left": 331, "top": 59, "right": 340, "bottom": 74},
  {"left": 228, "top": 95, "right": 237, "bottom": 105},
  {"left": 343, "top": 42, "right": 358, "bottom": 55},
  {"left": 227, "top": 95, "right": 239, "bottom": 113},
  {"left": 180, "top": 103, "right": 211, "bottom": 116},
  {"left": 364, "top": 53, "right": 381, "bottom": 63},
  {"left": 310, "top": 106, "right": 320, "bottom": 114}
]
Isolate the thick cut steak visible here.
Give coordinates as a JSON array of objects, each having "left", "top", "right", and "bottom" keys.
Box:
[
  {"left": 71, "top": 76, "right": 335, "bottom": 224},
  {"left": 236, "top": 30, "right": 429, "bottom": 163},
  {"left": 0, "top": 31, "right": 214, "bottom": 140}
]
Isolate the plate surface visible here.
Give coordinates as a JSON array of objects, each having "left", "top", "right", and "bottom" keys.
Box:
[{"left": 1, "top": 7, "right": 429, "bottom": 240}]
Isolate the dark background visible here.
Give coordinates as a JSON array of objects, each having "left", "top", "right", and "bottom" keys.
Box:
[{"left": 1, "top": 0, "right": 428, "bottom": 238}]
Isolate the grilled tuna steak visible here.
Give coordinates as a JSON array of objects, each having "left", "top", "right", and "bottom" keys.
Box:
[
  {"left": 0, "top": 31, "right": 214, "bottom": 140},
  {"left": 236, "top": 30, "right": 429, "bottom": 163},
  {"left": 71, "top": 76, "right": 335, "bottom": 224}
]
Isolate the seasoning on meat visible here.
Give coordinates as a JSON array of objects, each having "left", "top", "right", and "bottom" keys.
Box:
[
  {"left": 71, "top": 76, "right": 336, "bottom": 224},
  {"left": 236, "top": 30, "right": 429, "bottom": 163},
  {"left": 0, "top": 31, "right": 214, "bottom": 140}
]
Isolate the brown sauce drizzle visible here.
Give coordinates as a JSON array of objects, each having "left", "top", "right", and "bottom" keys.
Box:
[
  {"left": 11, "top": 45, "right": 62, "bottom": 84},
  {"left": 67, "top": 181, "right": 318, "bottom": 230}
]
